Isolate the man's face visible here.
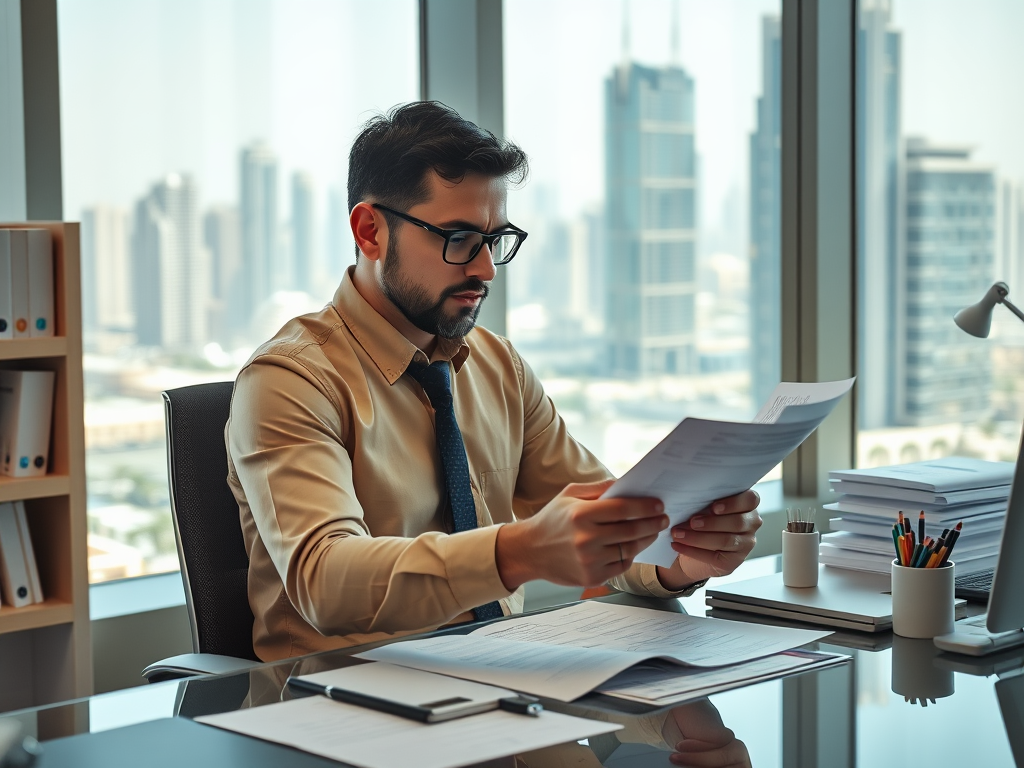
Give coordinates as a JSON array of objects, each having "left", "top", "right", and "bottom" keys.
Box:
[{"left": 377, "top": 172, "right": 507, "bottom": 339}]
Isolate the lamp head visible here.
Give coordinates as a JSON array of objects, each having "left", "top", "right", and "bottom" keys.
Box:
[{"left": 954, "top": 282, "right": 1010, "bottom": 339}]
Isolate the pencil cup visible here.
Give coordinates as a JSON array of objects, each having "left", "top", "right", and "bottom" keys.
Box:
[
  {"left": 782, "top": 531, "right": 819, "bottom": 588},
  {"left": 891, "top": 560, "right": 955, "bottom": 639},
  {"left": 890, "top": 635, "right": 954, "bottom": 704}
]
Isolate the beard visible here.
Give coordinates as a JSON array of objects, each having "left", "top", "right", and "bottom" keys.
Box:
[{"left": 379, "top": 233, "right": 489, "bottom": 339}]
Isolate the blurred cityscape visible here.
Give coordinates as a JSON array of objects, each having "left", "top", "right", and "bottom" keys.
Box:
[{"left": 77, "top": 3, "right": 1024, "bottom": 583}]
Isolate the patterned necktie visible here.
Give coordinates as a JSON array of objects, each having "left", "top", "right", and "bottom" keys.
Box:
[{"left": 406, "top": 360, "right": 503, "bottom": 622}]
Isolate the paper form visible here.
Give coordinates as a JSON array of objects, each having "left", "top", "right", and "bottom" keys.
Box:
[
  {"left": 602, "top": 378, "right": 854, "bottom": 567},
  {"left": 360, "top": 602, "right": 830, "bottom": 701},
  {"left": 196, "top": 694, "right": 621, "bottom": 768}
]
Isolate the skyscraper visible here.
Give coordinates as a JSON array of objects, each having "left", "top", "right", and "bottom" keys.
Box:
[
  {"left": 605, "top": 61, "right": 697, "bottom": 377},
  {"left": 203, "top": 205, "right": 242, "bottom": 347},
  {"left": 857, "top": 0, "right": 903, "bottom": 429},
  {"left": 749, "top": 15, "right": 782, "bottom": 409},
  {"left": 240, "top": 142, "right": 279, "bottom": 330},
  {"left": 899, "top": 139, "right": 995, "bottom": 426},
  {"left": 131, "top": 174, "right": 209, "bottom": 350},
  {"left": 80, "top": 205, "right": 132, "bottom": 345},
  {"left": 291, "top": 171, "right": 316, "bottom": 295}
]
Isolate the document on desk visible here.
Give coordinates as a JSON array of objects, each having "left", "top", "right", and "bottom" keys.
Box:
[
  {"left": 602, "top": 377, "right": 855, "bottom": 567},
  {"left": 196, "top": 694, "right": 621, "bottom": 768},
  {"left": 360, "top": 601, "right": 830, "bottom": 701}
]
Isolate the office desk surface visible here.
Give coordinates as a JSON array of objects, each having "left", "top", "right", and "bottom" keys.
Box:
[{"left": 3, "top": 559, "right": 1023, "bottom": 768}]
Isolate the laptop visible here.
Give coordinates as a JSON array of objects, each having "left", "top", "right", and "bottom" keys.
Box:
[{"left": 933, "top": 428, "right": 1024, "bottom": 656}]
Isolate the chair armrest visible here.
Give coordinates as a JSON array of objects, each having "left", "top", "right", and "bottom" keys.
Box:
[{"left": 142, "top": 653, "right": 262, "bottom": 683}]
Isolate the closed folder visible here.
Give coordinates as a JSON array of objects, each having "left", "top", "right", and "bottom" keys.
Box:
[
  {"left": 0, "top": 501, "right": 32, "bottom": 608},
  {"left": 0, "top": 231, "right": 13, "bottom": 340},
  {"left": 8, "top": 230, "right": 30, "bottom": 339},
  {"left": 26, "top": 229, "right": 54, "bottom": 338},
  {"left": 14, "top": 501, "right": 42, "bottom": 603},
  {"left": 0, "top": 370, "right": 56, "bottom": 478}
]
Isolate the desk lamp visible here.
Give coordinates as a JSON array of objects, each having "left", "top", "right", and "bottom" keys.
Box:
[{"left": 954, "top": 282, "right": 1024, "bottom": 338}]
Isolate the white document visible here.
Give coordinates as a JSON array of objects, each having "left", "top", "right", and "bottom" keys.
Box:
[
  {"left": 360, "top": 601, "right": 830, "bottom": 701},
  {"left": 829, "top": 480, "right": 1009, "bottom": 506},
  {"left": 828, "top": 457, "right": 1014, "bottom": 492},
  {"left": 0, "top": 231, "right": 13, "bottom": 340},
  {"left": 197, "top": 693, "right": 621, "bottom": 768},
  {"left": 597, "top": 649, "right": 848, "bottom": 705},
  {"left": 604, "top": 378, "right": 854, "bottom": 567},
  {"left": 26, "top": 229, "right": 54, "bottom": 338}
]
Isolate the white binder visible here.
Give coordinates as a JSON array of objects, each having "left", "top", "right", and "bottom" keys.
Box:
[
  {"left": 0, "top": 369, "right": 56, "bottom": 477},
  {"left": 8, "top": 230, "right": 30, "bottom": 339},
  {"left": 14, "top": 501, "right": 42, "bottom": 603},
  {"left": 0, "top": 231, "right": 13, "bottom": 340},
  {"left": 0, "top": 501, "right": 32, "bottom": 608},
  {"left": 26, "top": 229, "right": 54, "bottom": 338}
]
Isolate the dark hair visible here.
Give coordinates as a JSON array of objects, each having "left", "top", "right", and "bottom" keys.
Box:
[{"left": 347, "top": 101, "right": 529, "bottom": 237}]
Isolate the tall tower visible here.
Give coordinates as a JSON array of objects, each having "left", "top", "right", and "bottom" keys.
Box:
[
  {"left": 900, "top": 139, "right": 995, "bottom": 426},
  {"left": 291, "top": 171, "right": 316, "bottom": 296},
  {"left": 240, "top": 142, "right": 279, "bottom": 329},
  {"left": 857, "top": 0, "right": 903, "bottom": 428},
  {"left": 131, "top": 174, "right": 209, "bottom": 350},
  {"left": 80, "top": 205, "right": 132, "bottom": 345},
  {"left": 605, "top": 61, "right": 698, "bottom": 377},
  {"left": 203, "top": 205, "right": 242, "bottom": 347},
  {"left": 749, "top": 15, "right": 782, "bottom": 408}
]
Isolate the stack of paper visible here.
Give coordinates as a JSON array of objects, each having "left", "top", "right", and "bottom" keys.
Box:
[{"left": 820, "top": 457, "right": 1014, "bottom": 575}]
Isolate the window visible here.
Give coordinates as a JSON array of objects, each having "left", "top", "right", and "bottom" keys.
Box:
[
  {"left": 504, "top": 0, "right": 782, "bottom": 477},
  {"left": 856, "top": 0, "right": 1024, "bottom": 468},
  {"left": 58, "top": 0, "right": 419, "bottom": 582}
]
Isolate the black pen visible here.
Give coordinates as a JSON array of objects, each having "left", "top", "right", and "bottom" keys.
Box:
[{"left": 286, "top": 676, "right": 542, "bottom": 723}]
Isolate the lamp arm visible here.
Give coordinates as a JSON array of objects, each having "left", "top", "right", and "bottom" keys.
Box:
[{"left": 1002, "top": 296, "right": 1024, "bottom": 326}]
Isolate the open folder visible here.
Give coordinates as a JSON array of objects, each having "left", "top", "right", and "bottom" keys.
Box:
[{"left": 602, "top": 378, "right": 855, "bottom": 567}]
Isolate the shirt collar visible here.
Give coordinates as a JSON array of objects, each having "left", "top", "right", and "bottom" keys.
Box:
[{"left": 332, "top": 266, "right": 471, "bottom": 385}]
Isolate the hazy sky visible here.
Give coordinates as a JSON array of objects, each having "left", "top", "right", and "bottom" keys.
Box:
[{"left": 57, "top": 0, "right": 1024, "bottom": 251}]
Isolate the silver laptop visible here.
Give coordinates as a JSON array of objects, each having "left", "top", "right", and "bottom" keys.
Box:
[{"left": 934, "top": 430, "right": 1024, "bottom": 656}]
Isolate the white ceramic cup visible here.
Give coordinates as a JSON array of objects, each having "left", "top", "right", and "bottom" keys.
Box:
[
  {"left": 891, "top": 559, "right": 955, "bottom": 639},
  {"left": 782, "top": 530, "right": 819, "bottom": 588}
]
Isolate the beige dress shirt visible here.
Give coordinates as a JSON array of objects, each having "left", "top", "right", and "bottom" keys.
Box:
[{"left": 227, "top": 267, "right": 697, "bottom": 661}]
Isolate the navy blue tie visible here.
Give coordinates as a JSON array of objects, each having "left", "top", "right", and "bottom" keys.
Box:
[{"left": 406, "top": 361, "right": 503, "bottom": 622}]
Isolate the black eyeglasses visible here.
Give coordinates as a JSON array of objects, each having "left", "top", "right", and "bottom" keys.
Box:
[{"left": 372, "top": 203, "right": 528, "bottom": 266}]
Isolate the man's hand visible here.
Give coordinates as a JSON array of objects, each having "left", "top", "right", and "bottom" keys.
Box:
[
  {"left": 656, "top": 490, "right": 762, "bottom": 590},
  {"left": 495, "top": 479, "right": 668, "bottom": 590},
  {"left": 665, "top": 699, "right": 751, "bottom": 768}
]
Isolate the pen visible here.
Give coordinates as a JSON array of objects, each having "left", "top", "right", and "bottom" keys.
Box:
[
  {"left": 285, "top": 677, "right": 543, "bottom": 723},
  {"left": 918, "top": 511, "right": 925, "bottom": 543}
]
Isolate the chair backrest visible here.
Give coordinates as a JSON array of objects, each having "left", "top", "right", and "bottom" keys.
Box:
[{"left": 163, "top": 382, "right": 259, "bottom": 661}]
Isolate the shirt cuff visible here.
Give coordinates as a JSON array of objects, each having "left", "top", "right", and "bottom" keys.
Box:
[
  {"left": 616, "top": 562, "right": 708, "bottom": 599},
  {"left": 442, "top": 524, "right": 514, "bottom": 612}
]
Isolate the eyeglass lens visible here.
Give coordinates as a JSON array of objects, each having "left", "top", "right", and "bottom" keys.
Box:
[{"left": 446, "top": 232, "right": 519, "bottom": 264}]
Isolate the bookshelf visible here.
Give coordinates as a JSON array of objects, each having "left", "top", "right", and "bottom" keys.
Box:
[{"left": 0, "top": 222, "right": 91, "bottom": 713}]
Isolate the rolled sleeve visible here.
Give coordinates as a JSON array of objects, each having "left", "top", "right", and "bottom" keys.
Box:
[{"left": 608, "top": 563, "right": 707, "bottom": 599}]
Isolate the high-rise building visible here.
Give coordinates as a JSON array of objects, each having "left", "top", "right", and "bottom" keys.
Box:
[
  {"left": 857, "top": 0, "right": 903, "bottom": 429},
  {"left": 240, "top": 142, "right": 279, "bottom": 329},
  {"left": 749, "top": 15, "right": 782, "bottom": 409},
  {"left": 131, "top": 174, "right": 209, "bottom": 350},
  {"left": 326, "top": 185, "right": 350, "bottom": 282},
  {"left": 291, "top": 172, "right": 316, "bottom": 295},
  {"left": 899, "top": 139, "right": 995, "bottom": 426},
  {"left": 80, "top": 205, "right": 132, "bottom": 345},
  {"left": 203, "top": 205, "right": 242, "bottom": 347},
  {"left": 605, "top": 61, "right": 697, "bottom": 377}
]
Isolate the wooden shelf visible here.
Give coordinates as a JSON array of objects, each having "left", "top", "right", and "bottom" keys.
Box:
[
  {"left": 0, "top": 599, "right": 75, "bottom": 635},
  {"left": 0, "top": 475, "right": 71, "bottom": 503},
  {"left": 0, "top": 337, "right": 68, "bottom": 361}
]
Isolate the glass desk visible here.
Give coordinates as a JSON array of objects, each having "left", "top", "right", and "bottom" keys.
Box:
[{"left": 3, "top": 564, "right": 1022, "bottom": 767}]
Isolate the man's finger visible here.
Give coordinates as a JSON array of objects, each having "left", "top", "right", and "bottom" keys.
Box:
[
  {"left": 581, "top": 497, "right": 666, "bottom": 524},
  {"left": 672, "top": 531, "right": 753, "bottom": 553},
  {"left": 706, "top": 489, "right": 760, "bottom": 516},
  {"left": 559, "top": 479, "right": 618, "bottom": 501},
  {"left": 681, "top": 511, "right": 762, "bottom": 535}
]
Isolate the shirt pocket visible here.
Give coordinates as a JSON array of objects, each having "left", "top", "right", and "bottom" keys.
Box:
[{"left": 479, "top": 467, "right": 519, "bottom": 525}]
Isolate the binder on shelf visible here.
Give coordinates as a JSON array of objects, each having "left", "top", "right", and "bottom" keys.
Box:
[
  {"left": 0, "top": 369, "right": 56, "bottom": 478},
  {"left": 14, "top": 501, "right": 42, "bottom": 603},
  {"left": 8, "top": 230, "right": 30, "bottom": 338},
  {"left": 0, "top": 231, "right": 12, "bottom": 339},
  {"left": 0, "top": 501, "right": 32, "bottom": 608},
  {"left": 26, "top": 229, "right": 54, "bottom": 338}
]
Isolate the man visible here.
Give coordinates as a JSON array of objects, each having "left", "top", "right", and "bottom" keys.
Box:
[{"left": 226, "top": 101, "right": 761, "bottom": 661}]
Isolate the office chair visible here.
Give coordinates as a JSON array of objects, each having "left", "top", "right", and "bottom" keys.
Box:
[{"left": 142, "top": 382, "right": 263, "bottom": 683}]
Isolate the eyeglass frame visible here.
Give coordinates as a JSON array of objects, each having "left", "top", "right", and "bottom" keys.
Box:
[{"left": 371, "top": 203, "right": 528, "bottom": 266}]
